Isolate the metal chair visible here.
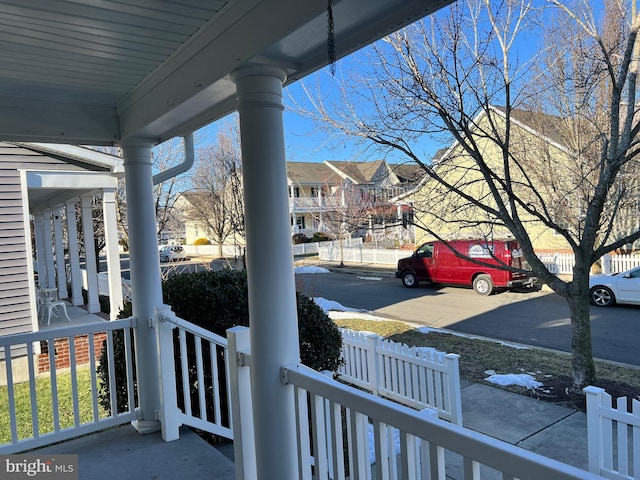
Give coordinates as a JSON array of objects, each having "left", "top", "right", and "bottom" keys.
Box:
[{"left": 38, "top": 287, "right": 71, "bottom": 326}]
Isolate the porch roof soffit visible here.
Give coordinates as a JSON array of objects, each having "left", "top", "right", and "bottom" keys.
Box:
[
  {"left": 0, "top": 0, "right": 452, "bottom": 146},
  {"left": 25, "top": 170, "right": 119, "bottom": 214}
]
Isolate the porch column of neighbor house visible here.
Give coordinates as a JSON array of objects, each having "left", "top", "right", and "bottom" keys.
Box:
[
  {"left": 102, "top": 188, "right": 123, "bottom": 319},
  {"left": 80, "top": 195, "right": 100, "bottom": 313},
  {"left": 41, "top": 209, "right": 56, "bottom": 289},
  {"left": 33, "top": 212, "right": 46, "bottom": 287},
  {"left": 52, "top": 206, "right": 68, "bottom": 300},
  {"left": 120, "top": 139, "right": 162, "bottom": 435},
  {"left": 65, "top": 200, "right": 83, "bottom": 306},
  {"left": 231, "top": 64, "right": 300, "bottom": 479}
]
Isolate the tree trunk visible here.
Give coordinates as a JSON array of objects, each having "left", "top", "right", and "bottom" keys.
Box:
[
  {"left": 566, "top": 265, "right": 596, "bottom": 393},
  {"left": 217, "top": 242, "right": 223, "bottom": 258}
]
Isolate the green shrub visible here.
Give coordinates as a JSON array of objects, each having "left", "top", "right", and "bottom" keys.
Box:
[
  {"left": 193, "top": 237, "right": 211, "bottom": 246},
  {"left": 311, "top": 232, "right": 331, "bottom": 243},
  {"left": 292, "top": 233, "right": 309, "bottom": 244},
  {"left": 162, "top": 269, "right": 342, "bottom": 372}
]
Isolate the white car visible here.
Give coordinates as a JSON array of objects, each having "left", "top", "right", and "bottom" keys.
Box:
[
  {"left": 589, "top": 266, "right": 640, "bottom": 307},
  {"left": 159, "top": 245, "right": 187, "bottom": 263}
]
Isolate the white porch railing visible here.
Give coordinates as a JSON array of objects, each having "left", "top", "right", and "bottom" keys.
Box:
[
  {"left": 283, "top": 363, "right": 599, "bottom": 480},
  {"left": 0, "top": 318, "right": 138, "bottom": 454},
  {"left": 156, "top": 307, "right": 233, "bottom": 442},
  {"left": 338, "top": 328, "right": 462, "bottom": 425},
  {"left": 585, "top": 386, "right": 640, "bottom": 479},
  {"left": 227, "top": 325, "right": 599, "bottom": 480}
]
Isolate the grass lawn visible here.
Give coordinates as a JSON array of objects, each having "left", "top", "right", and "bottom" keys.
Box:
[
  {"left": 333, "top": 316, "right": 640, "bottom": 410},
  {"left": 0, "top": 367, "right": 107, "bottom": 444}
]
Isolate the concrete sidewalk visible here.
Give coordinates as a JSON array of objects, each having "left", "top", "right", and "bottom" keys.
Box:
[{"left": 460, "top": 381, "right": 588, "bottom": 472}]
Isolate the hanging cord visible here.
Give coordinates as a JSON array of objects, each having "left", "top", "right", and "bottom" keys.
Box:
[{"left": 327, "top": 0, "right": 336, "bottom": 76}]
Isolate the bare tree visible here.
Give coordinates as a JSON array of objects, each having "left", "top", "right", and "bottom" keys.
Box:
[
  {"left": 186, "top": 120, "right": 245, "bottom": 257},
  {"left": 294, "top": 0, "right": 640, "bottom": 391}
]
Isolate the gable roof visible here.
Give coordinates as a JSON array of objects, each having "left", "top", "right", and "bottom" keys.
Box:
[{"left": 287, "top": 162, "right": 343, "bottom": 185}]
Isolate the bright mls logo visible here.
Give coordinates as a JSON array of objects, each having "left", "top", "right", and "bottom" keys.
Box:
[{"left": 1, "top": 455, "right": 78, "bottom": 479}]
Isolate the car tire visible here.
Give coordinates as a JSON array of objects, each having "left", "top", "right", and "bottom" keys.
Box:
[
  {"left": 401, "top": 271, "right": 418, "bottom": 288},
  {"left": 589, "top": 286, "right": 615, "bottom": 307},
  {"left": 473, "top": 274, "right": 493, "bottom": 296}
]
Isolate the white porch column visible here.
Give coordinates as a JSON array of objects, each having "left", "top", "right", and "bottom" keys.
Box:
[
  {"left": 65, "top": 200, "right": 83, "bottom": 306},
  {"left": 102, "top": 188, "right": 123, "bottom": 319},
  {"left": 120, "top": 139, "right": 162, "bottom": 434},
  {"left": 231, "top": 64, "right": 300, "bottom": 479},
  {"left": 33, "top": 212, "right": 46, "bottom": 287},
  {"left": 42, "top": 209, "right": 56, "bottom": 289},
  {"left": 52, "top": 206, "right": 68, "bottom": 299},
  {"left": 81, "top": 195, "right": 100, "bottom": 313}
]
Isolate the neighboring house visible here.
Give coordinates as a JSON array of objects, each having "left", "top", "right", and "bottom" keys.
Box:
[
  {"left": 288, "top": 160, "right": 424, "bottom": 242},
  {"left": 0, "top": 142, "right": 124, "bottom": 347},
  {"left": 412, "top": 106, "right": 632, "bottom": 252}
]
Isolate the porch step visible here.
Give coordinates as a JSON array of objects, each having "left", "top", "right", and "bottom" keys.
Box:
[{"left": 34, "top": 424, "right": 235, "bottom": 480}]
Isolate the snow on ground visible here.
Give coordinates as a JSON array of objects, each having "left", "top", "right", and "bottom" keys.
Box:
[
  {"left": 484, "top": 369, "right": 542, "bottom": 389},
  {"left": 294, "top": 265, "right": 331, "bottom": 274},
  {"left": 313, "top": 297, "right": 364, "bottom": 313}
]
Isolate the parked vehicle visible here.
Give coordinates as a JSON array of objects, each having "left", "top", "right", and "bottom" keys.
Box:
[
  {"left": 589, "top": 266, "right": 640, "bottom": 307},
  {"left": 159, "top": 245, "right": 186, "bottom": 262},
  {"left": 395, "top": 239, "right": 536, "bottom": 295}
]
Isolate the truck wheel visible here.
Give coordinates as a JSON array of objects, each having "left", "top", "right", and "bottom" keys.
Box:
[
  {"left": 402, "top": 271, "right": 418, "bottom": 288},
  {"left": 473, "top": 274, "right": 493, "bottom": 296}
]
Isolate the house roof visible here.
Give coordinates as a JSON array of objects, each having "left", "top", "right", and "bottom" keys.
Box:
[
  {"left": 325, "top": 160, "right": 386, "bottom": 184},
  {"left": 287, "top": 162, "right": 343, "bottom": 185},
  {"left": 491, "top": 106, "right": 573, "bottom": 152},
  {"left": 0, "top": 0, "right": 451, "bottom": 146}
]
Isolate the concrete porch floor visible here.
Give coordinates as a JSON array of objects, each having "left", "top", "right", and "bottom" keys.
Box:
[{"left": 35, "top": 425, "right": 235, "bottom": 480}]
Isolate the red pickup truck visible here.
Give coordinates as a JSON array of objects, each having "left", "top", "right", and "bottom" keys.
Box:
[{"left": 395, "top": 239, "right": 536, "bottom": 295}]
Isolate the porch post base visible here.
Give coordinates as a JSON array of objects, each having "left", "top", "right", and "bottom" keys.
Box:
[{"left": 131, "top": 419, "right": 162, "bottom": 435}]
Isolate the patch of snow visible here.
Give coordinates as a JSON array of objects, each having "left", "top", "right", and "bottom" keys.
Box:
[
  {"left": 357, "top": 276, "right": 383, "bottom": 281},
  {"left": 328, "top": 310, "right": 385, "bottom": 321},
  {"left": 485, "top": 373, "right": 542, "bottom": 389},
  {"left": 368, "top": 424, "right": 400, "bottom": 465},
  {"left": 295, "top": 266, "right": 331, "bottom": 274},
  {"left": 313, "top": 297, "right": 363, "bottom": 313}
]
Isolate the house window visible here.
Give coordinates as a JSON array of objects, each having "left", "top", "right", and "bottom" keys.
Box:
[
  {"left": 297, "top": 217, "right": 306, "bottom": 229},
  {"left": 292, "top": 187, "right": 300, "bottom": 198}
]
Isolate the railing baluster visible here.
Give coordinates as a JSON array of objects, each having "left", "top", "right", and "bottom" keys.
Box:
[
  {"left": 124, "top": 327, "right": 135, "bottom": 413},
  {"left": 209, "top": 340, "right": 221, "bottom": 425},
  {"left": 4, "top": 345, "right": 18, "bottom": 443},
  {"left": 69, "top": 335, "right": 80, "bottom": 428},
  {"left": 88, "top": 332, "right": 99, "bottom": 421},
  {"left": 178, "top": 329, "right": 191, "bottom": 416},
  {"left": 106, "top": 331, "right": 117, "bottom": 415},
  {"left": 27, "top": 341, "right": 38, "bottom": 439},
  {"left": 48, "top": 338, "right": 60, "bottom": 432},
  {"left": 195, "top": 337, "right": 206, "bottom": 420}
]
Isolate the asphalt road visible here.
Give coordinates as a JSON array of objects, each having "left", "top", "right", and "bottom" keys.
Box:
[{"left": 295, "top": 269, "right": 640, "bottom": 367}]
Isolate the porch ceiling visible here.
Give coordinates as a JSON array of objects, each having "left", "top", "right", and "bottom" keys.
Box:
[{"left": 0, "top": 0, "right": 451, "bottom": 146}]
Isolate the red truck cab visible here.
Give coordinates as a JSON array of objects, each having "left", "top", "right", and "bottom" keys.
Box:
[{"left": 395, "top": 239, "right": 536, "bottom": 295}]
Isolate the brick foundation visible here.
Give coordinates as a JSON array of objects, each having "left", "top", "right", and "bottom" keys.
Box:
[{"left": 37, "top": 332, "right": 107, "bottom": 373}]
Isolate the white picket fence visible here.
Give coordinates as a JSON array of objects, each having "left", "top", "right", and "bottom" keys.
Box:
[
  {"left": 338, "top": 328, "right": 462, "bottom": 425},
  {"left": 585, "top": 386, "right": 640, "bottom": 479}
]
